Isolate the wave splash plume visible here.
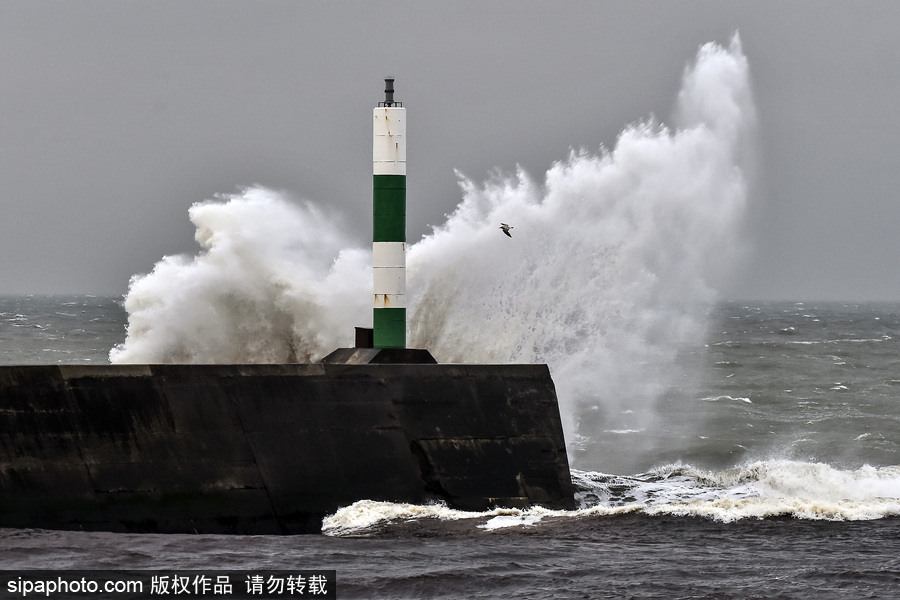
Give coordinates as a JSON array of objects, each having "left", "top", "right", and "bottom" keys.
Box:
[
  {"left": 109, "top": 189, "right": 370, "bottom": 363},
  {"left": 408, "top": 35, "right": 755, "bottom": 434},
  {"left": 111, "top": 36, "right": 756, "bottom": 458}
]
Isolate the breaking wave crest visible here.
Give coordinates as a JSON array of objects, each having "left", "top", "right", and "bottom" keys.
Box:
[{"left": 322, "top": 460, "right": 900, "bottom": 536}]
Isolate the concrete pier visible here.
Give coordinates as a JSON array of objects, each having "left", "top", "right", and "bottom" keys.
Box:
[{"left": 0, "top": 363, "right": 574, "bottom": 534}]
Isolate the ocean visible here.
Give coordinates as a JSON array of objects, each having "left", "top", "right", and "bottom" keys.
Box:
[{"left": 1, "top": 295, "right": 899, "bottom": 599}]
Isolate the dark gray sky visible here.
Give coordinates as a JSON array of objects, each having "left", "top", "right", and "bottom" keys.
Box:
[{"left": 2, "top": 1, "right": 899, "bottom": 300}]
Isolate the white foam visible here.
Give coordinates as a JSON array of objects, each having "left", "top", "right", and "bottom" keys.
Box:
[
  {"left": 576, "top": 461, "right": 900, "bottom": 515},
  {"left": 701, "top": 395, "right": 752, "bottom": 403},
  {"left": 321, "top": 500, "right": 482, "bottom": 537},
  {"left": 479, "top": 514, "right": 544, "bottom": 530},
  {"left": 321, "top": 500, "right": 567, "bottom": 537},
  {"left": 322, "top": 461, "right": 900, "bottom": 535},
  {"left": 642, "top": 496, "right": 900, "bottom": 522},
  {"left": 744, "top": 461, "right": 900, "bottom": 501}
]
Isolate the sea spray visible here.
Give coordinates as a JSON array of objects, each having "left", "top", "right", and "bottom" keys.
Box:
[
  {"left": 111, "top": 36, "right": 756, "bottom": 470},
  {"left": 109, "top": 188, "right": 370, "bottom": 363},
  {"left": 408, "top": 34, "right": 756, "bottom": 446}
]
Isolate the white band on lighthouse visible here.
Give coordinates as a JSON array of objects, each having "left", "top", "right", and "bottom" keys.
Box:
[
  {"left": 373, "top": 108, "right": 406, "bottom": 176},
  {"left": 373, "top": 242, "right": 405, "bottom": 308}
]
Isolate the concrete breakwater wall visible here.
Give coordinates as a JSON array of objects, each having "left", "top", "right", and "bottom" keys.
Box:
[{"left": 0, "top": 363, "right": 574, "bottom": 534}]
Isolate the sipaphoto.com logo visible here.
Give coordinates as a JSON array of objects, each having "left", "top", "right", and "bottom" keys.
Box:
[{"left": 5, "top": 575, "right": 141, "bottom": 597}]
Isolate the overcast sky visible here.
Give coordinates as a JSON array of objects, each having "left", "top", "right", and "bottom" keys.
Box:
[{"left": 2, "top": 1, "right": 899, "bottom": 301}]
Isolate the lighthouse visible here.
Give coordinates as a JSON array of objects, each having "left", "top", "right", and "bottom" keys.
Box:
[
  {"left": 372, "top": 78, "right": 406, "bottom": 348},
  {"left": 324, "top": 79, "right": 434, "bottom": 363}
]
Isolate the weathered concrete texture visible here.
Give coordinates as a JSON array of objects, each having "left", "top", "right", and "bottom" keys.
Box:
[
  {"left": 0, "top": 364, "right": 574, "bottom": 534},
  {"left": 320, "top": 347, "right": 437, "bottom": 364}
]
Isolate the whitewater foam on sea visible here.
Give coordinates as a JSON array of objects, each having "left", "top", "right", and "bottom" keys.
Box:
[
  {"left": 321, "top": 460, "right": 900, "bottom": 536},
  {"left": 110, "top": 36, "right": 757, "bottom": 456}
]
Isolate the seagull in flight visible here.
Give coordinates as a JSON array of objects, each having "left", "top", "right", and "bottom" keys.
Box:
[{"left": 499, "top": 223, "right": 513, "bottom": 237}]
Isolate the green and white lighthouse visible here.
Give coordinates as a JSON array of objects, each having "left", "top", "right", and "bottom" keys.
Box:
[{"left": 372, "top": 78, "right": 406, "bottom": 348}]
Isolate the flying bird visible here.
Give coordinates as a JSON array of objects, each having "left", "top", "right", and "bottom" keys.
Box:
[{"left": 499, "top": 223, "right": 513, "bottom": 237}]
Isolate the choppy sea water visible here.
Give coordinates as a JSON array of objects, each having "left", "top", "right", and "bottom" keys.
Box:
[{"left": 1, "top": 296, "right": 899, "bottom": 599}]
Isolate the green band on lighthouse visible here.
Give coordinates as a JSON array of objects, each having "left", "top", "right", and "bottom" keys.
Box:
[
  {"left": 373, "top": 175, "right": 406, "bottom": 242},
  {"left": 373, "top": 307, "right": 406, "bottom": 348}
]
